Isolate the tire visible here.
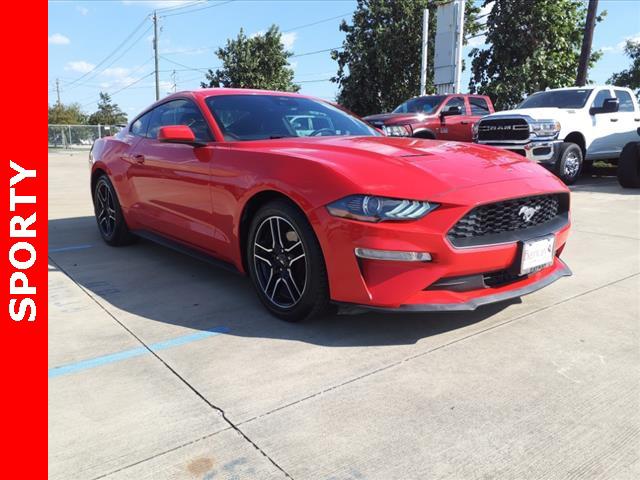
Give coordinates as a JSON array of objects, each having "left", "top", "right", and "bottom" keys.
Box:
[
  {"left": 246, "top": 199, "right": 329, "bottom": 322},
  {"left": 617, "top": 142, "right": 640, "bottom": 188},
  {"left": 93, "top": 175, "right": 137, "bottom": 246},
  {"left": 554, "top": 142, "right": 583, "bottom": 185}
]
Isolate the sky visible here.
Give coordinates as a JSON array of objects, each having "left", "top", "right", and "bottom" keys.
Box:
[{"left": 48, "top": 0, "right": 640, "bottom": 119}]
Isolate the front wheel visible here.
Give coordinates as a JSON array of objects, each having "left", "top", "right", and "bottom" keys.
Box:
[
  {"left": 554, "top": 142, "right": 583, "bottom": 185},
  {"left": 247, "top": 200, "right": 329, "bottom": 322}
]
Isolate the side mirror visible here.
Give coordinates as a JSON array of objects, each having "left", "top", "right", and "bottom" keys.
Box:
[
  {"left": 158, "top": 125, "right": 204, "bottom": 146},
  {"left": 590, "top": 97, "right": 619, "bottom": 115},
  {"left": 440, "top": 105, "right": 462, "bottom": 120}
]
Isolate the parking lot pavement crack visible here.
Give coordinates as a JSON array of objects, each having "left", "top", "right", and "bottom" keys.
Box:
[
  {"left": 49, "top": 256, "right": 296, "bottom": 480},
  {"left": 237, "top": 271, "right": 640, "bottom": 429}
]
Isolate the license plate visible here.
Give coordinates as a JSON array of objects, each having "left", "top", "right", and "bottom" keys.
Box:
[{"left": 520, "top": 235, "right": 555, "bottom": 275}]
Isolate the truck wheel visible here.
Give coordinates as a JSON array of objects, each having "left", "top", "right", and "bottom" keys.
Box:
[
  {"left": 554, "top": 142, "right": 583, "bottom": 185},
  {"left": 617, "top": 142, "right": 640, "bottom": 188}
]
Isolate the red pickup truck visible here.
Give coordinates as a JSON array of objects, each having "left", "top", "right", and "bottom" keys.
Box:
[{"left": 364, "top": 94, "right": 495, "bottom": 142}]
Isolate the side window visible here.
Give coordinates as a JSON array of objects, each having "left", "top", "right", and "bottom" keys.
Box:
[
  {"left": 615, "top": 90, "right": 634, "bottom": 112},
  {"left": 147, "top": 99, "right": 213, "bottom": 142},
  {"left": 591, "top": 89, "right": 614, "bottom": 109},
  {"left": 443, "top": 97, "right": 465, "bottom": 114},
  {"left": 469, "top": 97, "right": 490, "bottom": 116},
  {"left": 130, "top": 111, "right": 151, "bottom": 137}
]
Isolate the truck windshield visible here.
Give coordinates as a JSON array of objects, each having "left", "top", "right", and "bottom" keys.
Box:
[
  {"left": 518, "top": 89, "right": 593, "bottom": 109},
  {"left": 393, "top": 96, "right": 445, "bottom": 114}
]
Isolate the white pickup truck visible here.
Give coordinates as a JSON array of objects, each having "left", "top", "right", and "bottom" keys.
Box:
[{"left": 473, "top": 86, "right": 640, "bottom": 184}]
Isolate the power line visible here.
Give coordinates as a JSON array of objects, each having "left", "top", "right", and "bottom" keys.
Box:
[
  {"left": 282, "top": 12, "right": 351, "bottom": 33},
  {"left": 160, "top": 55, "right": 210, "bottom": 73},
  {"left": 68, "top": 24, "right": 153, "bottom": 91},
  {"left": 63, "top": 16, "right": 149, "bottom": 88},
  {"left": 291, "top": 46, "right": 342, "bottom": 58},
  {"left": 160, "top": 0, "right": 235, "bottom": 18},
  {"left": 80, "top": 72, "right": 155, "bottom": 108}
]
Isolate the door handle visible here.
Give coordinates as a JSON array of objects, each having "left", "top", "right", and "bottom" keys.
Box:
[
  {"left": 610, "top": 118, "right": 618, "bottom": 122},
  {"left": 634, "top": 118, "right": 640, "bottom": 122},
  {"left": 134, "top": 154, "right": 145, "bottom": 164},
  {"left": 460, "top": 121, "right": 470, "bottom": 125}
]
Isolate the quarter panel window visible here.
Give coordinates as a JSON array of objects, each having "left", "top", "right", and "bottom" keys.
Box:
[
  {"left": 469, "top": 97, "right": 490, "bottom": 116},
  {"left": 614, "top": 90, "right": 634, "bottom": 112},
  {"left": 130, "top": 111, "right": 152, "bottom": 137}
]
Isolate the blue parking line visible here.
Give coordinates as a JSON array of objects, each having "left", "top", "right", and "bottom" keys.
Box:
[
  {"left": 48, "top": 327, "right": 229, "bottom": 379},
  {"left": 49, "top": 244, "right": 93, "bottom": 253}
]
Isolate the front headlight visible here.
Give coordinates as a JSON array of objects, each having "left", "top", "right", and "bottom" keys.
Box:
[
  {"left": 530, "top": 119, "right": 561, "bottom": 137},
  {"left": 383, "top": 125, "right": 411, "bottom": 137},
  {"left": 326, "top": 195, "right": 439, "bottom": 222}
]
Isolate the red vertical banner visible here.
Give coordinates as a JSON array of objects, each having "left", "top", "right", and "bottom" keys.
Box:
[{"left": 2, "top": 1, "right": 48, "bottom": 477}]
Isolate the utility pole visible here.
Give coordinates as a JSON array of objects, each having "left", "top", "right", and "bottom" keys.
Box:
[
  {"left": 419, "top": 8, "right": 429, "bottom": 96},
  {"left": 171, "top": 70, "right": 177, "bottom": 93},
  {"left": 576, "top": 0, "right": 598, "bottom": 86},
  {"left": 55, "top": 78, "right": 61, "bottom": 105},
  {"left": 152, "top": 11, "right": 160, "bottom": 100}
]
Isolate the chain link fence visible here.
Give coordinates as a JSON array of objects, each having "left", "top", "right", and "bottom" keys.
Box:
[{"left": 48, "top": 124, "right": 125, "bottom": 149}]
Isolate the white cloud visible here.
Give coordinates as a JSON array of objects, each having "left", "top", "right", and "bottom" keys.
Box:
[
  {"left": 65, "top": 60, "right": 95, "bottom": 73},
  {"left": 76, "top": 6, "right": 89, "bottom": 15},
  {"left": 48, "top": 33, "right": 70, "bottom": 45},
  {"left": 103, "top": 67, "right": 131, "bottom": 78},
  {"left": 601, "top": 32, "right": 640, "bottom": 54},
  {"left": 281, "top": 32, "right": 297, "bottom": 50}
]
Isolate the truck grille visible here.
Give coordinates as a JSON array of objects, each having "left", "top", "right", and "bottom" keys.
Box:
[
  {"left": 447, "top": 194, "right": 569, "bottom": 247},
  {"left": 477, "top": 118, "right": 529, "bottom": 142}
]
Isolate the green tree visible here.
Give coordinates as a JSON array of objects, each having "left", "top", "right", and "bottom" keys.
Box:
[
  {"left": 202, "top": 25, "right": 299, "bottom": 92},
  {"left": 608, "top": 40, "right": 640, "bottom": 96},
  {"left": 48, "top": 102, "right": 86, "bottom": 124},
  {"left": 331, "top": 0, "right": 481, "bottom": 116},
  {"left": 88, "top": 92, "right": 128, "bottom": 125},
  {"left": 469, "top": 0, "right": 604, "bottom": 110}
]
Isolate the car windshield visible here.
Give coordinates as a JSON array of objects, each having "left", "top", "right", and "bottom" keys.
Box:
[
  {"left": 518, "top": 89, "right": 593, "bottom": 109},
  {"left": 205, "top": 94, "right": 381, "bottom": 141},
  {"left": 392, "top": 96, "right": 445, "bottom": 114}
]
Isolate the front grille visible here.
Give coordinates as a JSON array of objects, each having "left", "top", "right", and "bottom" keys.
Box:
[
  {"left": 447, "top": 194, "right": 568, "bottom": 247},
  {"left": 427, "top": 269, "right": 526, "bottom": 292},
  {"left": 477, "top": 118, "right": 530, "bottom": 142}
]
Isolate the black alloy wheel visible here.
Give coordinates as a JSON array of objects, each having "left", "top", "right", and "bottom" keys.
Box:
[{"left": 247, "top": 200, "right": 329, "bottom": 321}]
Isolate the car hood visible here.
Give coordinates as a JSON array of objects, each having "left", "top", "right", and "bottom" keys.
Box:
[
  {"left": 237, "top": 136, "right": 564, "bottom": 201},
  {"left": 485, "top": 107, "right": 579, "bottom": 121},
  {"left": 363, "top": 112, "right": 433, "bottom": 125}
]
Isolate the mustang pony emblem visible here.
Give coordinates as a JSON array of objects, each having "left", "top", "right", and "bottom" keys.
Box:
[{"left": 518, "top": 205, "right": 540, "bottom": 222}]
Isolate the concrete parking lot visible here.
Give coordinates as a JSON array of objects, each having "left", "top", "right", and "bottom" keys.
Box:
[{"left": 48, "top": 150, "right": 639, "bottom": 480}]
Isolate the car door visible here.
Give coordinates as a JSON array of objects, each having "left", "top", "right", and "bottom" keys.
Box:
[
  {"left": 436, "top": 96, "right": 468, "bottom": 141},
  {"left": 127, "top": 98, "right": 217, "bottom": 251},
  {"left": 588, "top": 88, "right": 618, "bottom": 158},
  {"left": 467, "top": 96, "right": 492, "bottom": 142},
  {"left": 613, "top": 89, "right": 640, "bottom": 150}
]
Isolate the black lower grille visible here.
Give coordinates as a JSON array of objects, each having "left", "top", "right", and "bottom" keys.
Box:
[
  {"left": 448, "top": 194, "right": 569, "bottom": 247},
  {"left": 427, "top": 269, "right": 527, "bottom": 292}
]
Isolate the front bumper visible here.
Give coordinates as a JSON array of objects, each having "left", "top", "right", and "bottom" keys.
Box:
[
  {"left": 477, "top": 139, "right": 562, "bottom": 164},
  {"left": 338, "top": 258, "right": 571, "bottom": 313},
  {"left": 310, "top": 180, "right": 571, "bottom": 312}
]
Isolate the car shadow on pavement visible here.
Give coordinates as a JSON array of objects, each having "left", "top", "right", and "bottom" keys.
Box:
[{"left": 49, "top": 216, "right": 520, "bottom": 348}]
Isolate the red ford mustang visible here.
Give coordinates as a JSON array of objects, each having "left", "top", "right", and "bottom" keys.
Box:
[{"left": 90, "top": 88, "right": 572, "bottom": 321}]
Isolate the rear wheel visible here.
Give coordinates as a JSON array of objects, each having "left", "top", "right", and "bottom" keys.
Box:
[
  {"left": 554, "top": 142, "right": 583, "bottom": 185},
  {"left": 93, "top": 175, "right": 136, "bottom": 246},
  {"left": 247, "top": 200, "right": 329, "bottom": 322},
  {"left": 617, "top": 142, "right": 640, "bottom": 188}
]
